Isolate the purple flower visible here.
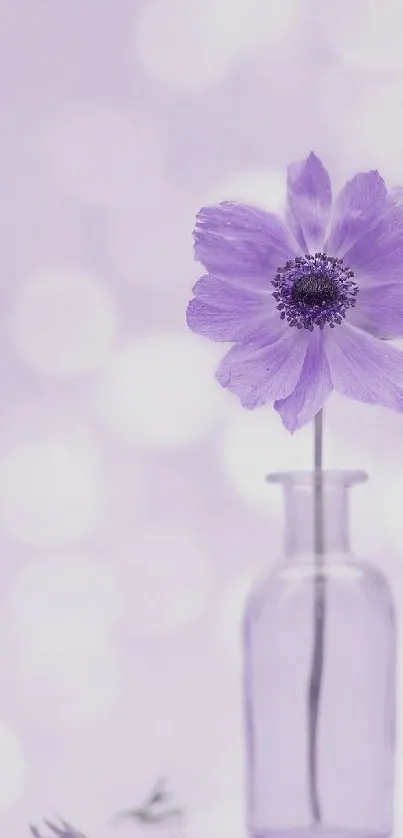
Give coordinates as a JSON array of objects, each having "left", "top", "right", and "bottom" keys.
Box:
[{"left": 186, "top": 153, "right": 403, "bottom": 432}]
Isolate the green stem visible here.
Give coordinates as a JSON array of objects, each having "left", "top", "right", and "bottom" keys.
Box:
[{"left": 308, "top": 408, "right": 326, "bottom": 823}]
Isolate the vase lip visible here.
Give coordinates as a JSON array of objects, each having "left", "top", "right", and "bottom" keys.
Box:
[{"left": 266, "top": 469, "right": 368, "bottom": 487}]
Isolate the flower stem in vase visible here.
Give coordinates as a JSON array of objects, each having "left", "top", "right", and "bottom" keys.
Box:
[{"left": 308, "top": 408, "right": 326, "bottom": 823}]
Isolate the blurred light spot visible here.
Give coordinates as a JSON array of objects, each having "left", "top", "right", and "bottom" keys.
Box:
[
  {"left": 135, "top": 0, "right": 248, "bottom": 89},
  {"left": 324, "top": 394, "right": 402, "bottom": 559},
  {"left": 108, "top": 205, "right": 196, "bottom": 289},
  {"left": 337, "top": 84, "right": 403, "bottom": 183},
  {"left": 8, "top": 554, "right": 122, "bottom": 656},
  {"left": 319, "top": 0, "right": 403, "bottom": 75},
  {"left": 117, "top": 522, "right": 214, "bottom": 636},
  {"left": 240, "top": 0, "right": 303, "bottom": 54},
  {"left": 0, "top": 439, "right": 101, "bottom": 546},
  {"left": 135, "top": 0, "right": 302, "bottom": 90},
  {"left": 220, "top": 409, "right": 312, "bottom": 515},
  {"left": 11, "top": 267, "right": 118, "bottom": 375},
  {"left": 110, "top": 178, "right": 194, "bottom": 225},
  {"left": 250, "top": 42, "right": 310, "bottom": 94},
  {"left": 14, "top": 647, "right": 123, "bottom": 730},
  {"left": 324, "top": 401, "right": 383, "bottom": 475},
  {"left": 0, "top": 400, "right": 98, "bottom": 457},
  {"left": 208, "top": 168, "right": 286, "bottom": 215},
  {"left": 317, "top": 65, "right": 359, "bottom": 125},
  {"left": 0, "top": 724, "right": 25, "bottom": 812},
  {"left": 95, "top": 334, "right": 229, "bottom": 447},
  {"left": 40, "top": 106, "right": 162, "bottom": 209}
]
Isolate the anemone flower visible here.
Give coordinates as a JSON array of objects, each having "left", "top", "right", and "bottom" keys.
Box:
[{"left": 186, "top": 153, "right": 403, "bottom": 432}]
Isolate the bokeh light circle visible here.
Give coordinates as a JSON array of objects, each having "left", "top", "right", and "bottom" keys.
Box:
[
  {"left": 319, "top": 0, "right": 403, "bottom": 75},
  {"left": 95, "top": 333, "right": 229, "bottom": 447},
  {"left": 336, "top": 84, "right": 403, "bottom": 184},
  {"left": 107, "top": 202, "right": 196, "bottom": 299},
  {"left": 135, "top": 0, "right": 303, "bottom": 90},
  {"left": 0, "top": 725, "right": 26, "bottom": 812},
  {"left": 117, "top": 522, "right": 214, "bottom": 636},
  {"left": 0, "top": 437, "right": 102, "bottom": 546},
  {"left": 10, "top": 267, "right": 118, "bottom": 375},
  {"left": 14, "top": 647, "right": 123, "bottom": 730},
  {"left": 220, "top": 408, "right": 312, "bottom": 515},
  {"left": 322, "top": 394, "right": 403, "bottom": 560},
  {"left": 8, "top": 553, "right": 122, "bottom": 656},
  {"left": 208, "top": 168, "right": 286, "bottom": 215},
  {"left": 240, "top": 0, "right": 303, "bottom": 54},
  {"left": 40, "top": 105, "right": 162, "bottom": 208},
  {"left": 135, "top": 0, "right": 250, "bottom": 90}
]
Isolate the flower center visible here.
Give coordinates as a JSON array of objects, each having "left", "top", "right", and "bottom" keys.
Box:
[
  {"left": 271, "top": 252, "right": 359, "bottom": 331},
  {"left": 291, "top": 274, "right": 339, "bottom": 307}
]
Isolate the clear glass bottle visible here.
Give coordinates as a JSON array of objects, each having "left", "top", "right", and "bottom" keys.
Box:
[{"left": 243, "top": 471, "right": 396, "bottom": 838}]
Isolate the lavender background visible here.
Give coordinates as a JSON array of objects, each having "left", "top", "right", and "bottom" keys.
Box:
[{"left": 1, "top": 0, "right": 403, "bottom": 835}]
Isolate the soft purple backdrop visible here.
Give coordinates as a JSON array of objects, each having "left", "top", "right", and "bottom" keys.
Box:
[{"left": 0, "top": 0, "right": 403, "bottom": 835}]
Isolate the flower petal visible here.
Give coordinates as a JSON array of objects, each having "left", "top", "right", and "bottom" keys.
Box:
[
  {"left": 274, "top": 330, "right": 333, "bottom": 433},
  {"left": 186, "top": 274, "right": 276, "bottom": 342},
  {"left": 325, "top": 321, "right": 403, "bottom": 411},
  {"left": 343, "top": 201, "right": 403, "bottom": 284},
  {"left": 356, "top": 282, "right": 403, "bottom": 339},
  {"left": 286, "top": 152, "right": 332, "bottom": 252},
  {"left": 194, "top": 202, "right": 300, "bottom": 286},
  {"left": 216, "top": 326, "right": 309, "bottom": 409},
  {"left": 191, "top": 273, "right": 268, "bottom": 303},
  {"left": 389, "top": 186, "right": 403, "bottom": 207},
  {"left": 326, "top": 170, "right": 387, "bottom": 257}
]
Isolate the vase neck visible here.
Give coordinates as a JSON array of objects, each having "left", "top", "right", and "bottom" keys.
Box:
[{"left": 267, "top": 470, "right": 368, "bottom": 560}]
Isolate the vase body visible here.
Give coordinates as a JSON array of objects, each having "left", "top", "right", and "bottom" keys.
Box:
[{"left": 243, "top": 471, "right": 396, "bottom": 838}]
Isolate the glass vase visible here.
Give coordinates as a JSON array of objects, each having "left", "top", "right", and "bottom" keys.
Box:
[{"left": 243, "top": 470, "right": 396, "bottom": 838}]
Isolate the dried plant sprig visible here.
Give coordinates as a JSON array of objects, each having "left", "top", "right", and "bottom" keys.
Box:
[
  {"left": 113, "top": 777, "right": 185, "bottom": 828},
  {"left": 29, "top": 778, "right": 185, "bottom": 836},
  {"left": 30, "top": 818, "right": 87, "bottom": 838}
]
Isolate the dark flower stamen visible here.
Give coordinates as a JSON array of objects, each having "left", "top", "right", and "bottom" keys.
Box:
[{"left": 271, "top": 252, "right": 359, "bottom": 331}]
